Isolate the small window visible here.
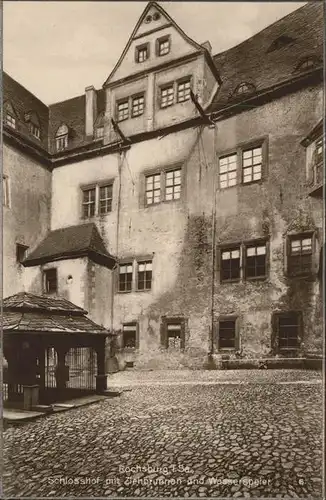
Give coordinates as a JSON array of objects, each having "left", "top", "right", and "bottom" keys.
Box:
[
  {"left": 132, "top": 95, "right": 145, "bottom": 118},
  {"left": 123, "top": 323, "right": 137, "bottom": 349},
  {"left": 165, "top": 168, "right": 181, "bottom": 201},
  {"left": 221, "top": 247, "right": 240, "bottom": 282},
  {"left": 5, "top": 113, "right": 16, "bottom": 129},
  {"left": 177, "top": 79, "right": 191, "bottom": 103},
  {"left": 145, "top": 173, "right": 161, "bottom": 205},
  {"left": 245, "top": 242, "right": 267, "bottom": 278},
  {"left": 157, "top": 36, "right": 170, "bottom": 56},
  {"left": 218, "top": 319, "right": 237, "bottom": 350},
  {"left": 44, "top": 269, "right": 58, "bottom": 294},
  {"left": 16, "top": 244, "right": 29, "bottom": 264},
  {"left": 2, "top": 176, "right": 10, "bottom": 207},
  {"left": 117, "top": 99, "right": 129, "bottom": 122},
  {"left": 234, "top": 82, "right": 255, "bottom": 96},
  {"left": 296, "top": 57, "right": 317, "bottom": 72},
  {"left": 136, "top": 44, "right": 149, "bottom": 63},
  {"left": 30, "top": 123, "right": 40, "bottom": 139},
  {"left": 167, "top": 323, "right": 183, "bottom": 350},
  {"left": 82, "top": 187, "right": 96, "bottom": 218},
  {"left": 119, "top": 263, "right": 133, "bottom": 292},
  {"left": 95, "top": 126, "right": 104, "bottom": 139},
  {"left": 242, "top": 146, "right": 262, "bottom": 183},
  {"left": 267, "top": 35, "right": 294, "bottom": 53},
  {"left": 137, "top": 261, "right": 152, "bottom": 291},
  {"left": 160, "top": 85, "right": 174, "bottom": 108},
  {"left": 219, "top": 154, "right": 237, "bottom": 189},
  {"left": 56, "top": 124, "right": 69, "bottom": 152},
  {"left": 99, "top": 184, "right": 113, "bottom": 214},
  {"left": 288, "top": 234, "right": 313, "bottom": 277},
  {"left": 274, "top": 312, "right": 300, "bottom": 351}
]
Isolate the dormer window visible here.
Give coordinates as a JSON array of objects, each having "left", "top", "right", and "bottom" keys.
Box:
[
  {"left": 157, "top": 35, "right": 171, "bottom": 57},
  {"left": 296, "top": 57, "right": 319, "bottom": 72},
  {"left": 267, "top": 35, "right": 294, "bottom": 53},
  {"left": 55, "top": 124, "right": 68, "bottom": 152},
  {"left": 135, "top": 43, "right": 149, "bottom": 63},
  {"left": 5, "top": 113, "right": 16, "bottom": 129},
  {"left": 30, "top": 123, "right": 40, "bottom": 139},
  {"left": 234, "top": 82, "right": 255, "bottom": 96}
]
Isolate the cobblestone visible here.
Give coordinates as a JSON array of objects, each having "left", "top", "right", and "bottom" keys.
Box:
[{"left": 3, "top": 371, "right": 322, "bottom": 498}]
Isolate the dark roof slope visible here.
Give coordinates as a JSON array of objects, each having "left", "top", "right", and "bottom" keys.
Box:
[
  {"left": 48, "top": 89, "right": 105, "bottom": 154},
  {"left": 3, "top": 72, "right": 49, "bottom": 150},
  {"left": 210, "top": 2, "right": 323, "bottom": 111},
  {"left": 23, "top": 222, "right": 116, "bottom": 268},
  {"left": 3, "top": 292, "right": 86, "bottom": 314}
]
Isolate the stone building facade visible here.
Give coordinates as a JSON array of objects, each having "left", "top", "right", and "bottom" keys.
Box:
[{"left": 2, "top": 1, "right": 324, "bottom": 369}]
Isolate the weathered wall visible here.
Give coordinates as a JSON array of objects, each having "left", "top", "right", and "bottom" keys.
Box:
[{"left": 3, "top": 144, "right": 52, "bottom": 298}]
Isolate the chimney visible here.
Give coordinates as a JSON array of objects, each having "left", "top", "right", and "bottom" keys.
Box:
[
  {"left": 85, "top": 85, "right": 97, "bottom": 137},
  {"left": 201, "top": 41, "right": 212, "bottom": 54}
]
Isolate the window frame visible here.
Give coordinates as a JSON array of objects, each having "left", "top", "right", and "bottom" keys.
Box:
[
  {"left": 156, "top": 35, "right": 171, "bottom": 57},
  {"left": 219, "top": 244, "right": 241, "bottom": 283},
  {"left": 161, "top": 317, "right": 186, "bottom": 350},
  {"left": 176, "top": 77, "right": 192, "bottom": 104},
  {"left": 30, "top": 122, "right": 41, "bottom": 140},
  {"left": 135, "top": 43, "right": 149, "bottom": 63},
  {"left": 136, "top": 260, "right": 153, "bottom": 291},
  {"left": 131, "top": 93, "right": 145, "bottom": 118},
  {"left": 116, "top": 98, "right": 130, "bottom": 123},
  {"left": 118, "top": 262, "right": 133, "bottom": 293},
  {"left": 95, "top": 126, "right": 104, "bottom": 139},
  {"left": 160, "top": 82, "right": 175, "bottom": 109},
  {"left": 216, "top": 316, "right": 239, "bottom": 351},
  {"left": 5, "top": 113, "right": 16, "bottom": 129},
  {"left": 217, "top": 137, "right": 268, "bottom": 190},
  {"left": 16, "top": 243, "right": 29, "bottom": 264},
  {"left": 122, "top": 322, "right": 139, "bottom": 350},
  {"left": 244, "top": 239, "right": 268, "bottom": 280},
  {"left": 43, "top": 268, "right": 58, "bottom": 295},
  {"left": 286, "top": 232, "right": 314, "bottom": 277},
  {"left": 81, "top": 185, "right": 96, "bottom": 219},
  {"left": 272, "top": 311, "right": 302, "bottom": 353},
  {"left": 143, "top": 165, "right": 183, "bottom": 207},
  {"left": 218, "top": 238, "right": 269, "bottom": 283},
  {"left": 81, "top": 181, "right": 114, "bottom": 219}
]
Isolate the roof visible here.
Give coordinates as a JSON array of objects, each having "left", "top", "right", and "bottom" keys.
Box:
[
  {"left": 23, "top": 223, "right": 116, "bottom": 268},
  {"left": 3, "top": 72, "right": 49, "bottom": 151},
  {"left": 3, "top": 3, "right": 323, "bottom": 156},
  {"left": 3, "top": 292, "right": 86, "bottom": 314},
  {"left": 210, "top": 2, "right": 323, "bottom": 112},
  {"left": 2, "top": 293, "right": 110, "bottom": 335}
]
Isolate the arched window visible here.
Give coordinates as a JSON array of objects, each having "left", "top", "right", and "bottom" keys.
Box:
[
  {"left": 55, "top": 124, "right": 68, "bottom": 151},
  {"left": 234, "top": 82, "right": 255, "bottom": 96}
]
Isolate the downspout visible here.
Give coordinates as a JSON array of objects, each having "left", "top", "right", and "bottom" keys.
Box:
[{"left": 209, "top": 122, "right": 218, "bottom": 358}]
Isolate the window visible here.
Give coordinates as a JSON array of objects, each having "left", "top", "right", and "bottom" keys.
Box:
[
  {"left": 82, "top": 188, "right": 96, "bottom": 218},
  {"left": 119, "top": 264, "right": 133, "bottom": 292},
  {"left": 6, "top": 113, "right": 16, "bottom": 129},
  {"left": 56, "top": 124, "right": 68, "bottom": 152},
  {"left": 288, "top": 234, "right": 313, "bottom": 276},
  {"left": 123, "top": 323, "right": 137, "bottom": 349},
  {"left": 132, "top": 95, "right": 145, "bottom": 117},
  {"left": 144, "top": 167, "right": 182, "bottom": 206},
  {"left": 165, "top": 168, "right": 181, "bottom": 200},
  {"left": 221, "top": 247, "right": 241, "bottom": 282},
  {"left": 242, "top": 147, "right": 262, "bottom": 183},
  {"left": 136, "top": 44, "right": 149, "bottom": 63},
  {"left": 44, "top": 269, "right": 58, "bottom": 294},
  {"left": 267, "top": 35, "right": 294, "bottom": 53},
  {"left": 16, "top": 244, "right": 29, "bottom": 263},
  {"left": 137, "top": 261, "right": 152, "bottom": 291},
  {"left": 167, "top": 323, "right": 183, "bottom": 349},
  {"left": 219, "top": 154, "right": 237, "bottom": 189},
  {"left": 245, "top": 242, "right": 267, "bottom": 278},
  {"left": 234, "top": 82, "right": 255, "bottom": 96},
  {"left": 2, "top": 176, "right": 9, "bottom": 207},
  {"left": 177, "top": 79, "right": 191, "bottom": 103},
  {"left": 274, "top": 312, "right": 301, "bottom": 351},
  {"left": 145, "top": 174, "right": 161, "bottom": 205},
  {"left": 218, "top": 319, "right": 237, "bottom": 350},
  {"left": 157, "top": 36, "right": 170, "bottom": 56},
  {"left": 99, "top": 184, "right": 113, "bottom": 214},
  {"left": 313, "top": 137, "right": 324, "bottom": 185},
  {"left": 30, "top": 123, "right": 40, "bottom": 139},
  {"left": 95, "top": 126, "right": 104, "bottom": 139},
  {"left": 117, "top": 100, "right": 129, "bottom": 122},
  {"left": 296, "top": 57, "right": 318, "bottom": 72},
  {"left": 160, "top": 84, "right": 174, "bottom": 108}
]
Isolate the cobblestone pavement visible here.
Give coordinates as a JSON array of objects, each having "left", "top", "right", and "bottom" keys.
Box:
[{"left": 3, "top": 371, "right": 323, "bottom": 498}]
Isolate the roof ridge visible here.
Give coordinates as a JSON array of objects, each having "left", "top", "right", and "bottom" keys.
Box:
[
  {"left": 213, "top": 2, "right": 311, "bottom": 60},
  {"left": 3, "top": 71, "right": 48, "bottom": 109}
]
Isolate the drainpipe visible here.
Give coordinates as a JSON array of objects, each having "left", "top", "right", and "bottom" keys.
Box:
[{"left": 209, "top": 121, "right": 218, "bottom": 357}]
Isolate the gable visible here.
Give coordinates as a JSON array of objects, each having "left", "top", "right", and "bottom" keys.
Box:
[{"left": 105, "top": 1, "right": 202, "bottom": 86}]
